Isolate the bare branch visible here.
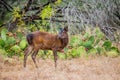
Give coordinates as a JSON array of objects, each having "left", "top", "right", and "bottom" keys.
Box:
[
  {"left": 22, "top": 15, "right": 81, "bottom": 23},
  {"left": 0, "top": 0, "right": 13, "bottom": 12},
  {"left": 24, "top": 0, "right": 33, "bottom": 13}
]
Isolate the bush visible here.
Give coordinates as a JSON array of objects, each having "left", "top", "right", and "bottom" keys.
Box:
[{"left": 0, "top": 28, "right": 27, "bottom": 57}]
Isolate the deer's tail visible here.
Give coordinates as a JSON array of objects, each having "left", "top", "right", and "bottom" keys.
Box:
[{"left": 26, "top": 34, "right": 33, "bottom": 45}]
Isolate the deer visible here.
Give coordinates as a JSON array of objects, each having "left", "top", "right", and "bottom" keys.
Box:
[{"left": 24, "top": 26, "right": 69, "bottom": 68}]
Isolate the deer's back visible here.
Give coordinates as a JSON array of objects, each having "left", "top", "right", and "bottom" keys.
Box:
[{"left": 32, "top": 31, "right": 62, "bottom": 50}]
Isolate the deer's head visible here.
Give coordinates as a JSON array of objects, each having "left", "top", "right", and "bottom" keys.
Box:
[{"left": 58, "top": 26, "right": 68, "bottom": 39}]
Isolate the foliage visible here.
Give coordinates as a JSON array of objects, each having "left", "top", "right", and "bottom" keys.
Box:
[
  {"left": 40, "top": 0, "right": 62, "bottom": 26},
  {"left": 12, "top": 7, "right": 25, "bottom": 27},
  {"left": 0, "top": 27, "right": 119, "bottom": 59},
  {"left": 19, "top": 39, "right": 27, "bottom": 50},
  {"left": 62, "top": 27, "right": 119, "bottom": 59},
  {"left": 0, "top": 28, "right": 27, "bottom": 57},
  {"left": 40, "top": 4, "right": 53, "bottom": 20}
]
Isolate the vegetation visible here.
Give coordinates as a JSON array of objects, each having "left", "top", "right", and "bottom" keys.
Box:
[
  {"left": 0, "top": 28, "right": 27, "bottom": 57},
  {"left": 0, "top": 27, "right": 119, "bottom": 59},
  {"left": 0, "top": 0, "right": 120, "bottom": 59}
]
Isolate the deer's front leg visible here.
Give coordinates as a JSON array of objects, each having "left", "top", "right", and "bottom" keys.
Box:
[{"left": 53, "top": 50, "right": 58, "bottom": 68}]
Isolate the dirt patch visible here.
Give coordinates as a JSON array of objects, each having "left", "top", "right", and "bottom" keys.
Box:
[{"left": 0, "top": 56, "right": 120, "bottom": 80}]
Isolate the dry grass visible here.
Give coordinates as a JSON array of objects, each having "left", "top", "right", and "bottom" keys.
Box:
[{"left": 0, "top": 55, "right": 120, "bottom": 80}]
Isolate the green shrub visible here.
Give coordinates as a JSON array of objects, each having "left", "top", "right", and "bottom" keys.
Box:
[
  {"left": 0, "top": 28, "right": 27, "bottom": 57},
  {"left": 19, "top": 39, "right": 27, "bottom": 50},
  {"left": 106, "top": 50, "right": 119, "bottom": 57},
  {"left": 67, "top": 27, "right": 119, "bottom": 58}
]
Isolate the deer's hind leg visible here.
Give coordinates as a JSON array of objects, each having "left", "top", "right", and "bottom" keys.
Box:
[
  {"left": 24, "top": 46, "right": 33, "bottom": 67},
  {"left": 31, "top": 49, "right": 39, "bottom": 68}
]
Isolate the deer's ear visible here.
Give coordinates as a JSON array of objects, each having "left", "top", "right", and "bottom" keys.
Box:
[{"left": 64, "top": 26, "right": 68, "bottom": 32}]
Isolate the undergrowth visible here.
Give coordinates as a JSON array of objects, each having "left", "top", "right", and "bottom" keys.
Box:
[{"left": 0, "top": 27, "right": 119, "bottom": 59}]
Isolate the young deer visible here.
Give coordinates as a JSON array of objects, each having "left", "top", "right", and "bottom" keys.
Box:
[{"left": 24, "top": 26, "right": 69, "bottom": 68}]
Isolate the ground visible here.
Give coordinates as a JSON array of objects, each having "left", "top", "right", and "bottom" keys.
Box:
[{"left": 0, "top": 55, "right": 120, "bottom": 80}]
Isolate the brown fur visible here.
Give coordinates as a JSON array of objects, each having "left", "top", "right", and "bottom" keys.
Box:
[{"left": 24, "top": 26, "right": 69, "bottom": 68}]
